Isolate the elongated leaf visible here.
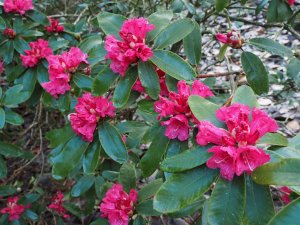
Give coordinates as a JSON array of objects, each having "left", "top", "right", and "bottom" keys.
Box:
[
  {"left": 154, "top": 167, "right": 218, "bottom": 213},
  {"left": 46, "top": 125, "right": 74, "bottom": 148},
  {"left": 0, "top": 141, "right": 26, "bottom": 158},
  {"left": 119, "top": 163, "right": 136, "bottom": 192},
  {"left": 73, "top": 74, "right": 93, "bottom": 91},
  {"left": 252, "top": 158, "right": 300, "bottom": 185},
  {"left": 150, "top": 50, "right": 196, "bottom": 81},
  {"left": 216, "top": 0, "right": 229, "bottom": 12},
  {"left": 0, "top": 156, "right": 7, "bottom": 179},
  {"left": 1, "top": 40, "right": 14, "bottom": 64},
  {"left": 138, "top": 179, "right": 163, "bottom": 202},
  {"left": 97, "top": 12, "right": 125, "bottom": 38},
  {"left": 287, "top": 58, "right": 300, "bottom": 86},
  {"left": 26, "top": 10, "right": 49, "bottom": 26},
  {"left": 83, "top": 142, "right": 100, "bottom": 174},
  {"left": 113, "top": 66, "right": 138, "bottom": 108},
  {"left": 207, "top": 176, "right": 246, "bottom": 225},
  {"left": 188, "top": 95, "right": 224, "bottom": 127},
  {"left": 274, "top": 134, "right": 300, "bottom": 158},
  {"left": 140, "top": 127, "right": 169, "bottom": 177},
  {"left": 13, "top": 39, "right": 30, "bottom": 54},
  {"left": 3, "top": 85, "right": 30, "bottom": 106},
  {"left": 0, "top": 16, "right": 6, "bottom": 30},
  {"left": 138, "top": 61, "right": 160, "bottom": 99},
  {"left": 267, "top": 0, "right": 292, "bottom": 23},
  {"left": 0, "top": 108, "right": 5, "bottom": 129},
  {"left": 160, "top": 146, "right": 211, "bottom": 172},
  {"left": 98, "top": 121, "right": 128, "bottom": 164},
  {"left": 51, "top": 136, "right": 89, "bottom": 179},
  {"left": 232, "top": 85, "right": 258, "bottom": 108},
  {"left": 147, "top": 11, "right": 173, "bottom": 41},
  {"left": 183, "top": 22, "right": 201, "bottom": 65},
  {"left": 249, "top": 38, "right": 293, "bottom": 58},
  {"left": 258, "top": 133, "right": 288, "bottom": 146},
  {"left": 92, "top": 68, "right": 119, "bottom": 96},
  {"left": 154, "top": 18, "right": 194, "bottom": 49},
  {"left": 5, "top": 110, "right": 24, "bottom": 126},
  {"left": 241, "top": 52, "right": 269, "bottom": 95},
  {"left": 136, "top": 200, "right": 161, "bottom": 216},
  {"left": 267, "top": 199, "right": 300, "bottom": 225},
  {"left": 71, "top": 175, "right": 95, "bottom": 197},
  {"left": 79, "top": 35, "right": 103, "bottom": 53}
]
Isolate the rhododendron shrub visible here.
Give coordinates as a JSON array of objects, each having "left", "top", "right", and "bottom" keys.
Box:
[{"left": 1, "top": 0, "right": 300, "bottom": 225}]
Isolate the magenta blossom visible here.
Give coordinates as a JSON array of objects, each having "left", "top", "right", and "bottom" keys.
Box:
[
  {"left": 105, "top": 17, "right": 155, "bottom": 76},
  {"left": 279, "top": 187, "right": 292, "bottom": 204},
  {"left": 288, "top": 0, "right": 295, "bottom": 5},
  {"left": 48, "top": 191, "right": 70, "bottom": 219},
  {"left": 3, "top": 28, "right": 16, "bottom": 39},
  {"left": 20, "top": 39, "right": 53, "bottom": 68},
  {"left": 154, "top": 80, "right": 213, "bottom": 141},
  {"left": 45, "top": 18, "right": 65, "bottom": 33},
  {"left": 4, "top": 0, "right": 33, "bottom": 15},
  {"left": 100, "top": 183, "right": 138, "bottom": 225},
  {"left": 196, "top": 103, "right": 278, "bottom": 181},
  {"left": 0, "top": 196, "right": 30, "bottom": 221},
  {"left": 0, "top": 59, "right": 4, "bottom": 75},
  {"left": 70, "top": 93, "right": 115, "bottom": 142},
  {"left": 215, "top": 30, "right": 244, "bottom": 49},
  {"left": 42, "top": 47, "right": 88, "bottom": 98}
]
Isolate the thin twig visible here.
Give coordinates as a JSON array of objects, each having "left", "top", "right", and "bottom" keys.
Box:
[{"left": 197, "top": 71, "right": 241, "bottom": 78}]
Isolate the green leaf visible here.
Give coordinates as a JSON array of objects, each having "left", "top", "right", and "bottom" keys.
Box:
[
  {"left": 138, "top": 61, "right": 160, "bottom": 99},
  {"left": 0, "top": 156, "right": 7, "bottom": 179},
  {"left": 249, "top": 38, "right": 293, "bottom": 58},
  {"left": 51, "top": 136, "right": 89, "bottom": 179},
  {"left": 5, "top": 110, "right": 24, "bottom": 125},
  {"left": 267, "top": 0, "right": 292, "bottom": 23},
  {"left": 0, "top": 16, "right": 6, "bottom": 30},
  {"left": 183, "top": 22, "right": 201, "bottom": 65},
  {"left": 216, "top": 0, "right": 229, "bottom": 12},
  {"left": 79, "top": 35, "right": 102, "bottom": 53},
  {"left": 256, "top": 0, "right": 268, "bottom": 15},
  {"left": 26, "top": 10, "right": 49, "bottom": 26},
  {"left": 267, "top": 198, "right": 300, "bottom": 225},
  {"left": 3, "top": 85, "right": 30, "bottom": 106},
  {"left": 258, "top": 133, "right": 288, "bottom": 146},
  {"left": 252, "top": 158, "right": 300, "bottom": 185},
  {"left": 241, "top": 52, "right": 269, "bottom": 95},
  {"left": 138, "top": 179, "right": 163, "bottom": 202},
  {"left": 207, "top": 176, "right": 246, "bottom": 225},
  {"left": 97, "top": 12, "right": 125, "bottom": 38},
  {"left": 160, "top": 146, "right": 211, "bottom": 173},
  {"left": 71, "top": 175, "right": 95, "bottom": 197},
  {"left": 0, "top": 141, "right": 26, "bottom": 158},
  {"left": 46, "top": 125, "right": 75, "bottom": 148},
  {"left": 1, "top": 40, "right": 14, "bottom": 64},
  {"left": 274, "top": 134, "right": 300, "bottom": 158},
  {"left": 188, "top": 95, "right": 224, "bottom": 127},
  {"left": 0, "top": 108, "right": 5, "bottom": 129},
  {"left": 119, "top": 163, "right": 136, "bottom": 192},
  {"left": 22, "top": 30, "right": 44, "bottom": 37},
  {"left": 13, "top": 39, "right": 30, "bottom": 54},
  {"left": 90, "top": 218, "right": 110, "bottom": 225},
  {"left": 154, "top": 167, "right": 217, "bottom": 213},
  {"left": 136, "top": 200, "right": 161, "bottom": 216},
  {"left": 140, "top": 127, "right": 170, "bottom": 177},
  {"left": 113, "top": 66, "right": 138, "bottom": 108},
  {"left": 150, "top": 50, "right": 196, "bottom": 81},
  {"left": 287, "top": 58, "right": 300, "bottom": 86},
  {"left": 154, "top": 18, "right": 195, "bottom": 49},
  {"left": 168, "top": 197, "right": 206, "bottom": 218},
  {"left": 24, "top": 210, "right": 38, "bottom": 221},
  {"left": 36, "top": 64, "right": 49, "bottom": 84},
  {"left": 232, "top": 85, "right": 258, "bottom": 108},
  {"left": 73, "top": 74, "right": 93, "bottom": 91},
  {"left": 243, "top": 176, "right": 274, "bottom": 225},
  {"left": 83, "top": 142, "right": 100, "bottom": 174},
  {"left": 0, "top": 185, "right": 16, "bottom": 197},
  {"left": 147, "top": 10, "right": 173, "bottom": 41},
  {"left": 98, "top": 121, "right": 128, "bottom": 164},
  {"left": 92, "top": 68, "right": 119, "bottom": 96}
]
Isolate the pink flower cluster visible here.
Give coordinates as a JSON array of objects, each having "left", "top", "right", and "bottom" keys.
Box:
[
  {"left": 45, "top": 18, "right": 65, "bottom": 33},
  {"left": 132, "top": 68, "right": 169, "bottom": 97},
  {"left": 0, "top": 59, "right": 4, "bottom": 75},
  {"left": 3, "top": 28, "right": 16, "bottom": 39},
  {"left": 100, "top": 183, "right": 138, "bottom": 225},
  {"left": 20, "top": 39, "right": 53, "bottom": 68},
  {"left": 196, "top": 103, "right": 278, "bottom": 181},
  {"left": 70, "top": 93, "right": 115, "bottom": 142},
  {"left": 105, "top": 18, "right": 155, "bottom": 76},
  {"left": 41, "top": 47, "right": 88, "bottom": 98},
  {"left": 154, "top": 80, "right": 213, "bottom": 141},
  {"left": 216, "top": 30, "right": 244, "bottom": 49},
  {"left": 48, "top": 191, "right": 70, "bottom": 219},
  {"left": 0, "top": 196, "right": 30, "bottom": 221},
  {"left": 3, "top": 0, "right": 33, "bottom": 15},
  {"left": 288, "top": 0, "right": 295, "bottom": 5}
]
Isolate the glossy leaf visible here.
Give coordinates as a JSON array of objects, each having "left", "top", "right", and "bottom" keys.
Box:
[
  {"left": 119, "top": 163, "right": 136, "bottom": 192},
  {"left": 83, "top": 142, "right": 100, "bottom": 174},
  {"left": 71, "top": 175, "right": 95, "bottom": 197},
  {"left": 92, "top": 68, "right": 118, "bottom": 96},
  {"left": 98, "top": 121, "right": 128, "bottom": 164},
  {"left": 3, "top": 85, "right": 30, "bottom": 106},
  {"left": 241, "top": 52, "right": 269, "bottom": 95},
  {"left": 147, "top": 11, "right": 173, "bottom": 41},
  {"left": 232, "top": 85, "right": 258, "bottom": 108},
  {"left": 97, "top": 12, "right": 125, "bottom": 38},
  {"left": 5, "top": 110, "right": 24, "bottom": 126},
  {"left": 183, "top": 22, "right": 201, "bottom": 65},
  {"left": 154, "top": 167, "right": 218, "bottom": 213},
  {"left": 0, "top": 108, "right": 5, "bottom": 129},
  {"left": 150, "top": 50, "right": 196, "bottom": 81},
  {"left": 46, "top": 126, "right": 75, "bottom": 148},
  {"left": 258, "top": 133, "right": 288, "bottom": 146},
  {"left": 138, "top": 179, "right": 163, "bottom": 202},
  {"left": 27, "top": 10, "right": 49, "bottom": 26},
  {"left": 267, "top": 0, "right": 292, "bottom": 23},
  {"left": 216, "top": 0, "right": 229, "bottom": 12},
  {"left": 0, "top": 156, "right": 7, "bottom": 179},
  {"left": 136, "top": 200, "right": 161, "bottom": 216}
]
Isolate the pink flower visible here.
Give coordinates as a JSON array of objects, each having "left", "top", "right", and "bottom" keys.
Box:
[
  {"left": 105, "top": 18, "right": 155, "bottom": 76},
  {"left": 0, "top": 196, "right": 30, "bottom": 221},
  {"left": 48, "top": 191, "right": 70, "bottom": 219},
  {"left": 162, "top": 115, "right": 190, "bottom": 141},
  {"left": 20, "top": 39, "right": 53, "bottom": 68},
  {"left": 288, "top": 0, "right": 295, "bottom": 5},
  {"left": 3, "top": 28, "right": 16, "bottom": 39},
  {"left": 0, "top": 59, "right": 4, "bottom": 75},
  {"left": 100, "top": 183, "right": 138, "bottom": 225},
  {"left": 41, "top": 47, "right": 88, "bottom": 97},
  {"left": 70, "top": 93, "right": 115, "bottom": 142},
  {"left": 279, "top": 187, "right": 292, "bottom": 204},
  {"left": 154, "top": 80, "right": 213, "bottom": 141},
  {"left": 45, "top": 18, "right": 65, "bottom": 33},
  {"left": 197, "top": 103, "right": 278, "bottom": 180},
  {"left": 216, "top": 30, "right": 244, "bottom": 49},
  {"left": 4, "top": 0, "right": 33, "bottom": 15}
]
